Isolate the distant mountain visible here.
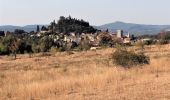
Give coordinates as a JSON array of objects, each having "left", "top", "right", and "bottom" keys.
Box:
[
  {"left": 0, "top": 25, "right": 48, "bottom": 32},
  {"left": 1, "top": 21, "right": 170, "bottom": 36},
  {"left": 96, "top": 21, "right": 170, "bottom": 36}
]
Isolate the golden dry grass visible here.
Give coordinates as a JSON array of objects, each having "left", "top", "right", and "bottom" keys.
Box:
[{"left": 0, "top": 44, "right": 170, "bottom": 100}]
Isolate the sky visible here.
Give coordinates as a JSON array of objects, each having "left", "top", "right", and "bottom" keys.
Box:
[{"left": 0, "top": 0, "right": 170, "bottom": 26}]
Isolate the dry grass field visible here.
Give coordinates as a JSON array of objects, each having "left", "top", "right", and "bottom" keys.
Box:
[{"left": 0, "top": 44, "right": 170, "bottom": 100}]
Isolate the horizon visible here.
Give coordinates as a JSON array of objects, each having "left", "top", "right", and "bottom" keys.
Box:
[
  {"left": 1, "top": 21, "right": 170, "bottom": 27},
  {"left": 0, "top": 0, "right": 170, "bottom": 26}
]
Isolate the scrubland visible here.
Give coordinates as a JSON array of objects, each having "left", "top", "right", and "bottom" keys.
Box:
[{"left": 0, "top": 44, "right": 170, "bottom": 100}]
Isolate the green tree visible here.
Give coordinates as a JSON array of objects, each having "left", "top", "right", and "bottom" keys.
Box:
[
  {"left": 39, "top": 36, "right": 53, "bottom": 52},
  {"left": 32, "top": 43, "right": 40, "bottom": 53},
  {"left": 37, "top": 25, "right": 40, "bottom": 32},
  {"left": 0, "top": 35, "right": 18, "bottom": 59},
  {"left": 56, "top": 16, "right": 97, "bottom": 34},
  {"left": 41, "top": 26, "right": 48, "bottom": 31},
  {"left": 99, "top": 32, "right": 112, "bottom": 46}
]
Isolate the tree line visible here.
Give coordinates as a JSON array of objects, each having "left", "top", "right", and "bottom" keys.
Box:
[{"left": 47, "top": 16, "right": 97, "bottom": 34}]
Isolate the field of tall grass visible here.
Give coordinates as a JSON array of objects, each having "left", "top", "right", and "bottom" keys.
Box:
[{"left": 0, "top": 44, "right": 170, "bottom": 100}]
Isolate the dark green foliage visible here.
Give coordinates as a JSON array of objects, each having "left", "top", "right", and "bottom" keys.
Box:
[
  {"left": 0, "top": 34, "right": 34, "bottom": 55},
  {"left": 49, "top": 20, "right": 56, "bottom": 33},
  {"left": 17, "top": 40, "right": 33, "bottom": 54},
  {"left": 0, "top": 43, "right": 8, "bottom": 54},
  {"left": 36, "top": 25, "right": 40, "bottom": 32},
  {"left": 0, "top": 35, "right": 18, "bottom": 59},
  {"left": 58, "top": 46, "right": 66, "bottom": 52},
  {"left": 49, "top": 16, "right": 97, "bottom": 34},
  {"left": 0, "top": 31, "right": 5, "bottom": 36},
  {"left": 17, "top": 40, "right": 26, "bottom": 54},
  {"left": 99, "top": 32, "right": 112, "bottom": 46},
  {"left": 41, "top": 26, "right": 48, "bottom": 31},
  {"left": 32, "top": 43, "right": 40, "bottom": 53},
  {"left": 0, "top": 35, "right": 17, "bottom": 55},
  {"left": 112, "top": 49, "right": 150, "bottom": 68},
  {"left": 71, "top": 41, "right": 78, "bottom": 49},
  {"left": 14, "top": 29, "right": 25, "bottom": 34},
  {"left": 39, "top": 36, "right": 53, "bottom": 52},
  {"left": 162, "top": 31, "right": 170, "bottom": 40},
  {"left": 100, "top": 36, "right": 112, "bottom": 46}
]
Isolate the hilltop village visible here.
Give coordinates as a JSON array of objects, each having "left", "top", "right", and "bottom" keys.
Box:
[{"left": 0, "top": 16, "right": 169, "bottom": 56}]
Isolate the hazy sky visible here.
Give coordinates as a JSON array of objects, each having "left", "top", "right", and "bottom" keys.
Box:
[{"left": 0, "top": 0, "right": 170, "bottom": 26}]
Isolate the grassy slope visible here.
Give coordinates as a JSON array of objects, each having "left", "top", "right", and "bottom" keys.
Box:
[{"left": 0, "top": 44, "right": 170, "bottom": 100}]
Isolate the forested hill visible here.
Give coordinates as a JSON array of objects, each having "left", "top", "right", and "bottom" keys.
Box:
[
  {"left": 48, "top": 16, "right": 97, "bottom": 34},
  {"left": 0, "top": 16, "right": 97, "bottom": 34}
]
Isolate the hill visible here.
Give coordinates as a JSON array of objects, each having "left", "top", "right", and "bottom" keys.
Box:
[
  {"left": 47, "top": 16, "right": 97, "bottom": 34},
  {"left": 0, "top": 16, "right": 97, "bottom": 34},
  {"left": 97, "top": 21, "right": 170, "bottom": 35},
  {"left": 0, "top": 25, "right": 47, "bottom": 32},
  {"left": 1, "top": 21, "right": 170, "bottom": 35}
]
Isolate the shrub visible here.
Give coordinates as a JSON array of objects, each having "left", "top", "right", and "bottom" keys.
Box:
[
  {"left": 32, "top": 43, "right": 40, "bottom": 53},
  {"left": 0, "top": 43, "right": 9, "bottom": 55},
  {"left": 79, "top": 37, "right": 91, "bottom": 51},
  {"left": 157, "top": 40, "right": 169, "bottom": 45},
  {"left": 59, "top": 46, "right": 66, "bottom": 52},
  {"left": 39, "top": 36, "right": 53, "bottom": 52},
  {"left": 135, "top": 41, "right": 145, "bottom": 52},
  {"left": 158, "top": 32, "right": 170, "bottom": 45},
  {"left": 0, "top": 35, "right": 18, "bottom": 58},
  {"left": 17, "top": 40, "right": 26, "bottom": 54},
  {"left": 99, "top": 33, "right": 112, "bottom": 46},
  {"left": 49, "top": 46, "right": 58, "bottom": 53},
  {"left": 112, "top": 49, "right": 149, "bottom": 68}
]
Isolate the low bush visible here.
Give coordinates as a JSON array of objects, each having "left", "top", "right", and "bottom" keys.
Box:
[
  {"left": 39, "top": 36, "right": 53, "bottom": 52},
  {"left": 79, "top": 38, "right": 91, "bottom": 51},
  {"left": 49, "top": 46, "right": 58, "bottom": 53},
  {"left": 32, "top": 43, "right": 40, "bottom": 53},
  {"left": 58, "top": 46, "right": 66, "bottom": 52},
  {"left": 112, "top": 49, "right": 150, "bottom": 68},
  {"left": 99, "top": 33, "right": 112, "bottom": 47},
  {"left": 157, "top": 40, "right": 169, "bottom": 45}
]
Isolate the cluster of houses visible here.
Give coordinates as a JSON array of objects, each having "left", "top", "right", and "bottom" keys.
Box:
[
  {"left": 31, "top": 29, "right": 134, "bottom": 48},
  {"left": 2, "top": 27, "right": 170, "bottom": 51}
]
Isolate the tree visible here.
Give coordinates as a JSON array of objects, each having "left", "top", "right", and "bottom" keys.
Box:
[
  {"left": 41, "top": 26, "right": 48, "bottom": 31},
  {"left": 99, "top": 32, "right": 112, "bottom": 46},
  {"left": 163, "top": 32, "right": 170, "bottom": 40},
  {"left": 39, "top": 36, "right": 53, "bottom": 52},
  {"left": 0, "top": 31, "right": 5, "bottom": 36},
  {"left": 0, "top": 35, "right": 18, "bottom": 59},
  {"left": 48, "top": 20, "right": 57, "bottom": 33},
  {"left": 56, "top": 16, "right": 97, "bottom": 34},
  {"left": 17, "top": 40, "right": 26, "bottom": 54},
  {"left": 32, "top": 43, "right": 40, "bottom": 53},
  {"left": 14, "top": 29, "right": 25, "bottom": 34},
  {"left": 36, "top": 25, "right": 40, "bottom": 32},
  {"left": 9, "top": 41, "right": 18, "bottom": 59},
  {"left": 106, "top": 29, "right": 109, "bottom": 33}
]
